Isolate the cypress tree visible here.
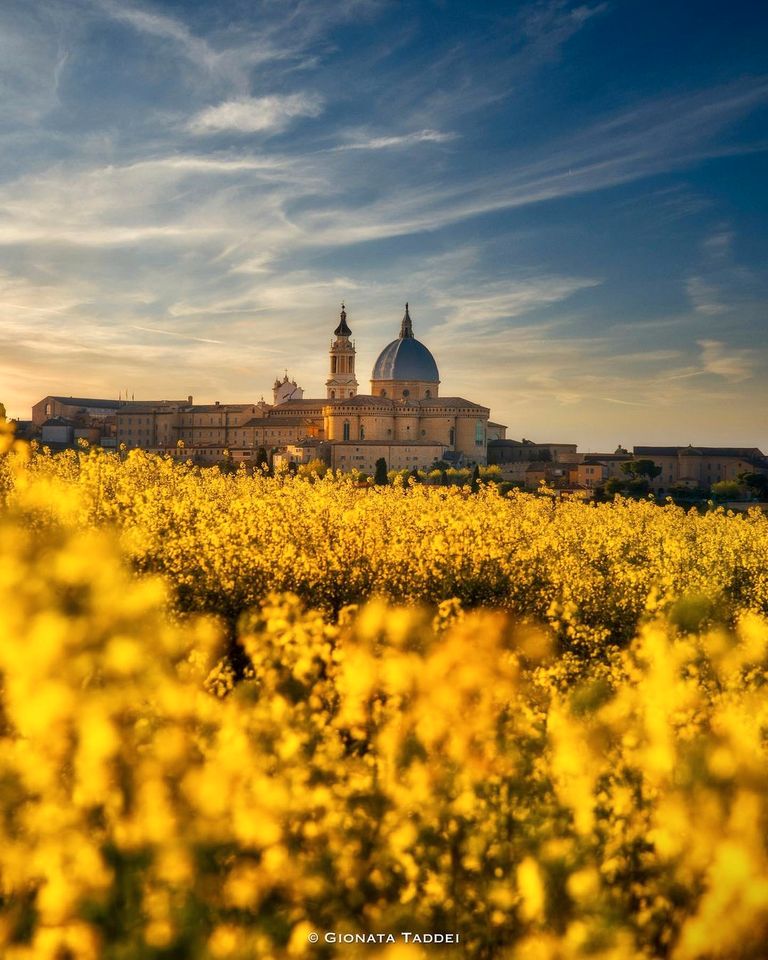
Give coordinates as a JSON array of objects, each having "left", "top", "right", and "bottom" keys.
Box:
[{"left": 374, "top": 457, "right": 389, "bottom": 485}]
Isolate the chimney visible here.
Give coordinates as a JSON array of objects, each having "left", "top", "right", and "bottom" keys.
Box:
[{"left": 187, "top": 395, "right": 193, "bottom": 404}]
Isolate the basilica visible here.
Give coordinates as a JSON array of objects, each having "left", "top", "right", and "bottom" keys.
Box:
[{"left": 109, "top": 304, "right": 506, "bottom": 472}]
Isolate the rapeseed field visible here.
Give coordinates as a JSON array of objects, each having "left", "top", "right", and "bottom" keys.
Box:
[{"left": 2, "top": 429, "right": 768, "bottom": 959}]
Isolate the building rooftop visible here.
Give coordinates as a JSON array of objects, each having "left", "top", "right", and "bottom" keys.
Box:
[
  {"left": 48, "top": 396, "right": 121, "bottom": 409},
  {"left": 186, "top": 404, "right": 255, "bottom": 413},
  {"left": 117, "top": 400, "right": 192, "bottom": 412},
  {"left": 329, "top": 439, "right": 443, "bottom": 446},
  {"left": 42, "top": 416, "right": 78, "bottom": 426},
  {"left": 489, "top": 438, "right": 576, "bottom": 447},
  {"left": 634, "top": 445, "right": 765, "bottom": 459},
  {"left": 240, "top": 417, "right": 313, "bottom": 428},
  {"left": 268, "top": 399, "right": 326, "bottom": 410}
]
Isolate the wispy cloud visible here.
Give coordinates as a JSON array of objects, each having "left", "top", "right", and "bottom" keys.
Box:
[
  {"left": 697, "top": 339, "right": 756, "bottom": 381},
  {"left": 0, "top": 0, "right": 766, "bottom": 449},
  {"left": 130, "top": 325, "right": 224, "bottom": 344},
  {"left": 95, "top": 0, "right": 220, "bottom": 70},
  {"left": 335, "top": 129, "right": 458, "bottom": 150},
  {"left": 188, "top": 94, "right": 324, "bottom": 135},
  {"left": 686, "top": 276, "right": 728, "bottom": 315},
  {"left": 429, "top": 276, "right": 601, "bottom": 332},
  {"left": 92, "top": 0, "right": 293, "bottom": 90}
]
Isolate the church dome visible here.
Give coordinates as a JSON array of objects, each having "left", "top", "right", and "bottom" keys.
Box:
[{"left": 371, "top": 304, "right": 439, "bottom": 382}]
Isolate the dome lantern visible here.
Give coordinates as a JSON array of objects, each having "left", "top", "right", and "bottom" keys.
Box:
[
  {"left": 400, "top": 302, "right": 414, "bottom": 339},
  {"left": 370, "top": 303, "right": 440, "bottom": 400}
]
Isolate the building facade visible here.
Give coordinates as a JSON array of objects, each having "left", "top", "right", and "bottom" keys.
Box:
[
  {"left": 105, "top": 304, "right": 505, "bottom": 469},
  {"left": 633, "top": 446, "right": 768, "bottom": 492}
]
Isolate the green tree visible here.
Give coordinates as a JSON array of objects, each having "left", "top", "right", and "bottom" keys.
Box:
[
  {"left": 711, "top": 480, "right": 743, "bottom": 501},
  {"left": 605, "top": 475, "right": 649, "bottom": 498},
  {"left": 470, "top": 464, "right": 480, "bottom": 493},
  {"left": 480, "top": 464, "right": 502, "bottom": 482},
  {"left": 298, "top": 458, "right": 326, "bottom": 478},
  {"left": 620, "top": 459, "right": 662, "bottom": 481},
  {"left": 737, "top": 471, "right": 768, "bottom": 499},
  {"left": 255, "top": 447, "right": 271, "bottom": 475},
  {"left": 374, "top": 457, "right": 389, "bottom": 486}
]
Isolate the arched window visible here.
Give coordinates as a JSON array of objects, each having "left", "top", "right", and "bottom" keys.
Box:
[
  {"left": 45, "top": 403, "right": 51, "bottom": 416},
  {"left": 330, "top": 390, "right": 336, "bottom": 399},
  {"left": 380, "top": 389, "right": 387, "bottom": 397},
  {"left": 343, "top": 421, "right": 350, "bottom": 441},
  {"left": 425, "top": 389, "right": 431, "bottom": 398},
  {"left": 402, "top": 389, "right": 410, "bottom": 398},
  {"left": 359, "top": 425, "right": 365, "bottom": 440},
  {"left": 449, "top": 427, "right": 455, "bottom": 446},
  {"left": 331, "top": 356, "right": 337, "bottom": 373}
]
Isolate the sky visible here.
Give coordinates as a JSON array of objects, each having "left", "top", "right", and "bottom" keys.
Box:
[{"left": 1, "top": 0, "right": 767, "bottom": 450}]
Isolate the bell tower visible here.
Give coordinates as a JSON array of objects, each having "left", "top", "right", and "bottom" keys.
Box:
[{"left": 326, "top": 304, "right": 358, "bottom": 400}]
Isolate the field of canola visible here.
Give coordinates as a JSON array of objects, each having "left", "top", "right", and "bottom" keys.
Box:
[{"left": 2, "top": 428, "right": 768, "bottom": 960}]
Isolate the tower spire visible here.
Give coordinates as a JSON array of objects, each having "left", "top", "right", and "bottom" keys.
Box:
[
  {"left": 334, "top": 302, "right": 352, "bottom": 337},
  {"left": 400, "top": 302, "right": 414, "bottom": 339},
  {"left": 327, "top": 303, "right": 358, "bottom": 399}
]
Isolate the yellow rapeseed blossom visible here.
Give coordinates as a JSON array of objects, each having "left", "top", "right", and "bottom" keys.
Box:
[{"left": 1, "top": 441, "right": 768, "bottom": 956}]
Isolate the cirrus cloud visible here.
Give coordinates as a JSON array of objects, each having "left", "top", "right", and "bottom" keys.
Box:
[{"left": 188, "top": 94, "right": 324, "bottom": 135}]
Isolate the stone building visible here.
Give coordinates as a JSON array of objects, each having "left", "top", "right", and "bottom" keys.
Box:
[
  {"left": 110, "top": 303, "right": 504, "bottom": 469},
  {"left": 32, "top": 395, "right": 123, "bottom": 427},
  {"left": 633, "top": 446, "right": 768, "bottom": 492}
]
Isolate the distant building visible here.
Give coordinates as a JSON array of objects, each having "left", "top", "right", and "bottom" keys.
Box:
[
  {"left": 578, "top": 447, "right": 632, "bottom": 484},
  {"left": 575, "top": 461, "right": 608, "bottom": 490},
  {"left": 31, "top": 395, "right": 133, "bottom": 449},
  {"left": 32, "top": 395, "right": 122, "bottom": 427},
  {"left": 487, "top": 438, "right": 580, "bottom": 488},
  {"left": 40, "top": 304, "right": 507, "bottom": 470},
  {"left": 488, "top": 439, "right": 578, "bottom": 465},
  {"left": 633, "top": 446, "right": 768, "bottom": 492}
]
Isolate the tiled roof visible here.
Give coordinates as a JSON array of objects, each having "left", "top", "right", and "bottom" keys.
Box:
[
  {"left": 418, "top": 397, "right": 489, "bottom": 410},
  {"left": 117, "top": 400, "right": 190, "bottom": 412},
  {"left": 326, "top": 395, "right": 392, "bottom": 408},
  {"left": 239, "top": 417, "right": 312, "bottom": 428},
  {"left": 50, "top": 396, "right": 120, "bottom": 409},
  {"left": 634, "top": 446, "right": 765, "bottom": 459},
  {"left": 271, "top": 399, "right": 326, "bottom": 409},
  {"left": 186, "top": 404, "right": 255, "bottom": 413},
  {"left": 330, "top": 439, "right": 443, "bottom": 447},
  {"left": 583, "top": 453, "right": 630, "bottom": 463}
]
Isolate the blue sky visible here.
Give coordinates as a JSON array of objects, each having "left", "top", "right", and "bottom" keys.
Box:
[{"left": 1, "top": 0, "right": 766, "bottom": 449}]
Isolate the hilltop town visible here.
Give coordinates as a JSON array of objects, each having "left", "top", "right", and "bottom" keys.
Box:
[{"left": 13, "top": 305, "right": 768, "bottom": 503}]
